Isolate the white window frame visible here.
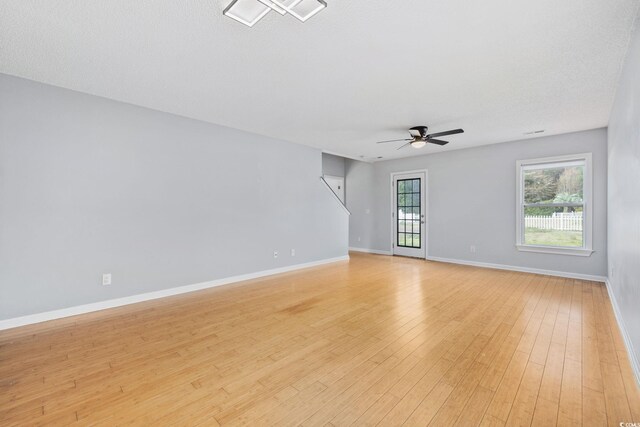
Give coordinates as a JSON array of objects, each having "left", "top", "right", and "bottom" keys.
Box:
[{"left": 516, "top": 153, "right": 593, "bottom": 257}]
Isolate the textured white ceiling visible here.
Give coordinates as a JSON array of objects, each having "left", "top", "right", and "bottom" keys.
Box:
[{"left": 1, "top": 0, "right": 639, "bottom": 160}]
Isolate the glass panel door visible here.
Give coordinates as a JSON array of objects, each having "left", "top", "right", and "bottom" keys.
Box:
[
  {"left": 397, "top": 178, "right": 421, "bottom": 249},
  {"left": 392, "top": 172, "right": 426, "bottom": 258}
]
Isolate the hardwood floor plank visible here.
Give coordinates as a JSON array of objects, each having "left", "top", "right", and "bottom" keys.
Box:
[
  {"left": 558, "top": 335, "right": 582, "bottom": 423},
  {"left": 531, "top": 396, "right": 560, "bottom": 427},
  {"left": 481, "top": 350, "right": 529, "bottom": 423},
  {"left": 353, "top": 392, "right": 400, "bottom": 426},
  {"left": 455, "top": 385, "right": 495, "bottom": 426},
  {"left": 505, "top": 361, "right": 544, "bottom": 426},
  {"left": 600, "top": 361, "right": 633, "bottom": 425},
  {"left": 0, "top": 253, "right": 637, "bottom": 426},
  {"left": 582, "top": 387, "right": 608, "bottom": 426}
]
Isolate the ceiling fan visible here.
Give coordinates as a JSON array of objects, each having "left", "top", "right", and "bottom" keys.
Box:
[{"left": 375, "top": 126, "right": 464, "bottom": 150}]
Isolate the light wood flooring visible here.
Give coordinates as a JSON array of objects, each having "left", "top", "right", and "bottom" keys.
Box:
[{"left": 1, "top": 252, "right": 639, "bottom": 426}]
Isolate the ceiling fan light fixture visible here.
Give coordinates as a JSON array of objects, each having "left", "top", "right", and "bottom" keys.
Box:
[
  {"left": 410, "top": 140, "right": 426, "bottom": 149},
  {"left": 223, "top": 0, "right": 271, "bottom": 27}
]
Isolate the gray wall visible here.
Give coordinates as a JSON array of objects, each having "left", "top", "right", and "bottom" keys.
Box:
[
  {"left": 0, "top": 74, "right": 349, "bottom": 320},
  {"left": 322, "top": 153, "right": 346, "bottom": 177},
  {"left": 345, "top": 160, "right": 376, "bottom": 250},
  {"left": 346, "top": 129, "right": 608, "bottom": 277},
  {"left": 608, "top": 17, "right": 640, "bottom": 371}
]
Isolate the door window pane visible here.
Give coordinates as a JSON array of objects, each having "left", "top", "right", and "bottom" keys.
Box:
[
  {"left": 405, "top": 234, "right": 413, "bottom": 246},
  {"left": 404, "top": 180, "right": 412, "bottom": 193},
  {"left": 397, "top": 178, "right": 422, "bottom": 249}
]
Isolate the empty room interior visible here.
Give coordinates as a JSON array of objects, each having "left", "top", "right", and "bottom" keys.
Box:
[{"left": 2, "top": 1, "right": 640, "bottom": 425}]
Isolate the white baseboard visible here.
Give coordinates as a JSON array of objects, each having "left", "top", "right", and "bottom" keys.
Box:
[
  {"left": 348, "top": 250, "right": 607, "bottom": 282},
  {"left": 605, "top": 279, "right": 640, "bottom": 388},
  {"left": 0, "top": 255, "right": 350, "bottom": 332},
  {"left": 349, "top": 247, "right": 393, "bottom": 256},
  {"left": 425, "top": 256, "right": 607, "bottom": 282}
]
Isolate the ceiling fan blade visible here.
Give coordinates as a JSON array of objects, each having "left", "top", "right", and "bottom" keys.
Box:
[
  {"left": 427, "top": 138, "right": 449, "bottom": 146},
  {"left": 376, "top": 138, "right": 413, "bottom": 144},
  {"left": 408, "top": 128, "right": 422, "bottom": 138},
  {"left": 426, "top": 128, "right": 464, "bottom": 139},
  {"left": 396, "top": 142, "right": 413, "bottom": 150}
]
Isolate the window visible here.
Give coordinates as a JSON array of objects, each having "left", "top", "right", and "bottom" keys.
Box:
[{"left": 516, "top": 153, "right": 593, "bottom": 256}]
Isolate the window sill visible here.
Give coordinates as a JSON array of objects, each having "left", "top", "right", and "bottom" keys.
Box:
[{"left": 516, "top": 245, "right": 594, "bottom": 257}]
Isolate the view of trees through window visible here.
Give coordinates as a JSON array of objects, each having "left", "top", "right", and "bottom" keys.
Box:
[{"left": 523, "top": 164, "right": 584, "bottom": 247}]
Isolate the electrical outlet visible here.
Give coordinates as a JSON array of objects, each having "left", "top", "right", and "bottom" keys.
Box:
[
  {"left": 610, "top": 267, "right": 614, "bottom": 278},
  {"left": 290, "top": 249, "right": 296, "bottom": 257},
  {"left": 470, "top": 245, "right": 476, "bottom": 253},
  {"left": 273, "top": 250, "right": 279, "bottom": 259},
  {"left": 102, "top": 273, "right": 112, "bottom": 286},
  {"left": 358, "top": 236, "right": 361, "bottom": 242}
]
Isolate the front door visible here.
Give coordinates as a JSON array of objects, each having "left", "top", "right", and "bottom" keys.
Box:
[{"left": 392, "top": 172, "right": 426, "bottom": 258}]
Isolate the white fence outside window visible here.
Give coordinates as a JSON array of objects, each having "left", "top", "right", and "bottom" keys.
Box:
[{"left": 524, "top": 213, "right": 583, "bottom": 231}]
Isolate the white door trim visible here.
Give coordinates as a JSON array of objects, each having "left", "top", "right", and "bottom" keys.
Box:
[{"left": 390, "top": 169, "right": 428, "bottom": 259}]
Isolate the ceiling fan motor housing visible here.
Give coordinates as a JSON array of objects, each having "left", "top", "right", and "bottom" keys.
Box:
[{"left": 409, "top": 126, "right": 429, "bottom": 139}]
